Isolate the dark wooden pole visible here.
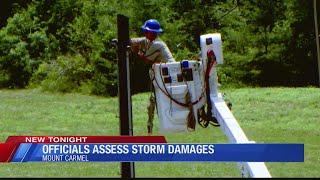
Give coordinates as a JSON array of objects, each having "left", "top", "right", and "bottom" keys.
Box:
[
  {"left": 314, "top": 0, "right": 320, "bottom": 86},
  {"left": 116, "top": 14, "right": 135, "bottom": 178}
]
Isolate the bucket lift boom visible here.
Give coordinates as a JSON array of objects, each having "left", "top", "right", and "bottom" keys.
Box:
[{"left": 151, "top": 33, "right": 272, "bottom": 178}]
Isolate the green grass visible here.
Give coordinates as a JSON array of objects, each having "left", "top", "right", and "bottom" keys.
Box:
[{"left": 0, "top": 87, "right": 319, "bottom": 178}]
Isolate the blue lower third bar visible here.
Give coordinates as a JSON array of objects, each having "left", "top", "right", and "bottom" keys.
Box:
[{"left": 12, "top": 143, "right": 304, "bottom": 162}]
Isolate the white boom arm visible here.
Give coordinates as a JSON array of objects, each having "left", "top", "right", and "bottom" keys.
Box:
[
  {"left": 211, "top": 94, "right": 271, "bottom": 178},
  {"left": 204, "top": 34, "right": 271, "bottom": 178}
]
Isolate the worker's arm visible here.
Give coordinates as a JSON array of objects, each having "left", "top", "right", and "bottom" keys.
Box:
[
  {"left": 130, "top": 40, "right": 154, "bottom": 64},
  {"left": 130, "top": 41, "right": 158, "bottom": 64},
  {"left": 130, "top": 37, "right": 144, "bottom": 54},
  {"left": 131, "top": 43, "right": 140, "bottom": 54},
  {"left": 138, "top": 52, "right": 161, "bottom": 65}
]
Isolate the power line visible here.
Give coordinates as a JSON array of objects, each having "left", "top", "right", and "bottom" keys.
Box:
[{"left": 217, "top": 0, "right": 242, "bottom": 21}]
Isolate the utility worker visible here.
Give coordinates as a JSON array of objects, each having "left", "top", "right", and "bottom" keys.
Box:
[
  {"left": 130, "top": 19, "right": 175, "bottom": 135},
  {"left": 130, "top": 19, "right": 175, "bottom": 64}
]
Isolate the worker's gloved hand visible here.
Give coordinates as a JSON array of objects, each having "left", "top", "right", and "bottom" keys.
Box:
[
  {"left": 131, "top": 43, "right": 140, "bottom": 54},
  {"left": 137, "top": 51, "right": 144, "bottom": 59}
]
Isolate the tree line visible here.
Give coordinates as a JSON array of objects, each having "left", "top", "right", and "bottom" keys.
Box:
[{"left": 0, "top": 0, "right": 318, "bottom": 97}]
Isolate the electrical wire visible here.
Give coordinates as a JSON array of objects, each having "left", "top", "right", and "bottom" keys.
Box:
[{"left": 152, "top": 60, "right": 216, "bottom": 130}]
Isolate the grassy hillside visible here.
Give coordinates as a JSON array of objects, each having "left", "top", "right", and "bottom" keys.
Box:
[{"left": 0, "top": 87, "right": 319, "bottom": 178}]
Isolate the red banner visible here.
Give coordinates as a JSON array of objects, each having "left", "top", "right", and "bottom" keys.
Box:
[{"left": 0, "top": 143, "right": 19, "bottom": 162}]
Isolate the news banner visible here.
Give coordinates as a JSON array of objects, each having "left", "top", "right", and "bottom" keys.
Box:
[{"left": 0, "top": 136, "right": 304, "bottom": 163}]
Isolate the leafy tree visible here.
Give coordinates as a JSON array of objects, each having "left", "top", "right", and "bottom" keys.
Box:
[
  {"left": 0, "top": 8, "right": 34, "bottom": 88},
  {"left": 0, "top": 0, "right": 318, "bottom": 94}
]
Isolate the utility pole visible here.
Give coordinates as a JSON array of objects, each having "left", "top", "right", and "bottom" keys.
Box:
[
  {"left": 314, "top": 0, "right": 320, "bottom": 86},
  {"left": 116, "top": 14, "right": 135, "bottom": 178}
]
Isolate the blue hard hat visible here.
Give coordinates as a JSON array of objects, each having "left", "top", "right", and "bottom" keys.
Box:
[{"left": 141, "top": 19, "right": 163, "bottom": 33}]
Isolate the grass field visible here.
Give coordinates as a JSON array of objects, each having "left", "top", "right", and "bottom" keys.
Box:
[{"left": 0, "top": 87, "right": 319, "bottom": 178}]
